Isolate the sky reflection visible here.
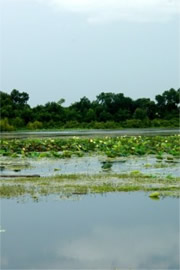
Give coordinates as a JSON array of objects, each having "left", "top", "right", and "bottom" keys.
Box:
[{"left": 1, "top": 193, "right": 179, "bottom": 269}]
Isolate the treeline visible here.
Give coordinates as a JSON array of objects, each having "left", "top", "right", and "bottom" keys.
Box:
[{"left": 0, "top": 88, "right": 179, "bottom": 131}]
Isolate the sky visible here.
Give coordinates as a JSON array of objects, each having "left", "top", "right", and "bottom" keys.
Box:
[{"left": 0, "top": 0, "right": 180, "bottom": 107}]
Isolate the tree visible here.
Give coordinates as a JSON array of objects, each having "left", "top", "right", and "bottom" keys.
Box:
[
  {"left": 133, "top": 108, "right": 148, "bottom": 120},
  {"left": 85, "top": 108, "right": 96, "bottom": 122},
  {"left": 57, "top": 98, "right": 65, "bottom": 106},
  {"left": 0, "top": 87, "right": 179, "bottom": 129},
  {"left": 155, "top": 88, "right": 180, "bottom": 118},
  {"left": 11, "top": 89, "right": 29, "bottom": 105}
]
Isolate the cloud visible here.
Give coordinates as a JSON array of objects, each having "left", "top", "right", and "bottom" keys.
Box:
[
  {"left": 5, "top": 0, "right": 180, "bottom": 23},
  {"left": 43, "top": 0, "right": 180, "bottom": 23},
  {"left": 55, "top": 225, "right": 179, "bottom": 268}
]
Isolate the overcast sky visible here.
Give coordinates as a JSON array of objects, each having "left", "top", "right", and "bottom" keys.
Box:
[{"left": 1, "top": 0, "right": 180, "bottom": 107}]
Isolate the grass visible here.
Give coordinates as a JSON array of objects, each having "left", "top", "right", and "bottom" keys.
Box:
[
  {"left": 0, "top": 184, "right": 26, "bottom": 197},
  {"left": 1, "top": 172, "right": 179, "bottom": 200}
]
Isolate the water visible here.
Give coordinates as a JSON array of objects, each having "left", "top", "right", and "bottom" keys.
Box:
[
  {"left": 1, "top": 193, "right": 179, "bottom": 269},
  {"left": 1, "top": 155, "right": 179, "bottom": 177},
  {"left": 1, "top": 128, "right": 179, "bottom": 139}
]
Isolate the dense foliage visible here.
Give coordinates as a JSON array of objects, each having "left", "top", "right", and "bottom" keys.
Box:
[
  {"left": 0, "top": 135, "right": 179, "bottom": 158},
  {"left": 0, "top": 88, "right": 179, "bottom": 130}
]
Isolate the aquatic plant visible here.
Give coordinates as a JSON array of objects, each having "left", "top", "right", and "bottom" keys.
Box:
[
  {"left": 101, "top": 162, "right": 113, "bottom": 171},
  {"left": 0, "top": 135, "right": 179, "bottom": 159},
  {"left": 0, "top": 172, "right": 179, "bottom": 200},
  {"left": 149, "top": 192, "right": 160, "bottom": 199}
]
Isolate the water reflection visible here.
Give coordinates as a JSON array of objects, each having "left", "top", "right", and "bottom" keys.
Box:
[
  {"left": 1, "top": 128, "right": 179, "bottom": 139},
  {"left": 1, "top": 193, "right": 179, "bottom": 269},
  {"left": 1, "top": 155, "right": 180, "bottom": 177}
]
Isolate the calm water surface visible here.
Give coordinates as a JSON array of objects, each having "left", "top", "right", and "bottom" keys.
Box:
[
  {"left": 1, "top": 128, "right": 179, "bottom": 139},
  {"left": 1, "top": 155, "right": 179, "bottom": 177},
  {"left": 1, "top": 193, "right": 179, "bottom": 269}
]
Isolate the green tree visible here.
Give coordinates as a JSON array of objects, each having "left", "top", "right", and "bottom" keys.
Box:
[
  {"left": 11, "top": 89, "right": 29, "bottom": 105},
  {"left": 133, "top": 108, "right": 148, "bottom": 120}
]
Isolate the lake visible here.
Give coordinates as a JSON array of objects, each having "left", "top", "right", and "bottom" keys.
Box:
[
  {"left": 1, "top": 193, "right": 179, "bottom": 269},
  {"left": 1, "top": 128, "right": 179, "bottom": 139},
  {"left": 1, "top": 155, "right": 180, "bottom": 177}
]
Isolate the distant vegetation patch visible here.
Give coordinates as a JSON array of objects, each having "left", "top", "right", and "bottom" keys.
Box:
[{"left": 0, "top": 88, "right": 179, "bottom": 130}]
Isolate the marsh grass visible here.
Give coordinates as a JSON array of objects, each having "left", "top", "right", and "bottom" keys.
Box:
[
  {"left": 1, "top": 172, "right": 179, "bottom": 200},
  {"left": 0, "top": 184, "right": 26, "bottom": 197}
]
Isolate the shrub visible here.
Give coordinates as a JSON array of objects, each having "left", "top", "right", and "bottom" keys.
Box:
[
  {"left": 27, "top": 121, "right": 43, "bottom": 130},
  {"left": 124, "top": 119, "right": 143, "bottom": 128},
  {"left": 91, "top": 121, "right": 106, "bottom": 129},
  {"left": 151, "top": 119, "right": 177, "bottom": 128},
  {"left": 63, "top": 121, "right": 80, "bottom": 128},
  {"left": 12, "top": 117, "right": 25, "bottom": 128},
  {"left": 0, "top": 118, "right": 15, "bottom": 131},
  {"left": 104, "top": 121, "right": 119, "bottom": 129}
]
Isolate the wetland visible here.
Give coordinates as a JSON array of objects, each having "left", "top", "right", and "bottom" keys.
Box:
[
  {"left": 0, "top": 133, "right": 179, "bottom": 200},
  {"left": 0, "top": 131, "right": 179, "bottom": 269}
]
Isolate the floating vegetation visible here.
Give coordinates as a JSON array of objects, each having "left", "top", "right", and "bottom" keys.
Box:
[
  {"left": 156, "top": 155, "right": 163, "bottom": 160},
  {"left": 101, "top": 162, "right": 113, "bottom": 171},
  {"left": 0, "top": 135, "right": 179, "bottom": 158},
  {"left": 144, "top": 162, "right": 175, "bottom": 169},
  {"left": 0, "top": 160, "right": 31, "bottom": 172},
  {"left": 54, "top": 168, "right": 61, "bottom": 172},
  {"left": 149, "top": 192, "right": 160, "bottom": 199},
  {"left": 130, "top": 170, "right": 142, "bottom": 176},
  {"left": 166, "top": 156, "right": 174, "bottom": 161}
]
